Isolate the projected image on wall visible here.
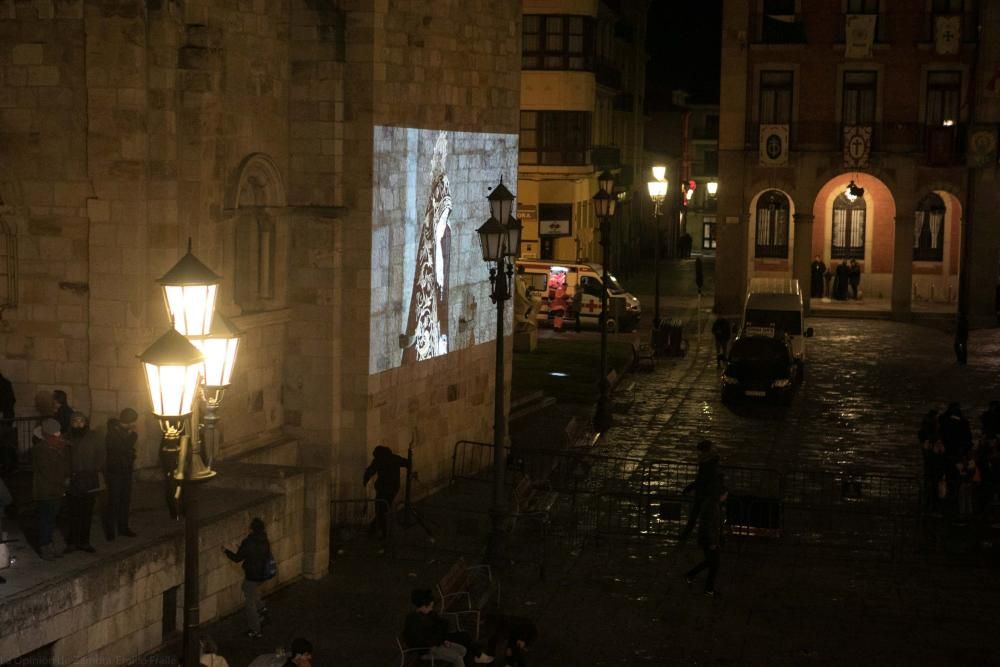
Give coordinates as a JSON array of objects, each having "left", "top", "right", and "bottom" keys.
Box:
[{"left": 370, "top": 127, "right": 518, "bottom": 374}]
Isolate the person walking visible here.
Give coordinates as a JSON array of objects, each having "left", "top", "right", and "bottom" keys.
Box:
[
  {"left": 848, "top": 259, "right": 862, "bottom": 300},
  {"left": 679, "top": 440, "right": 723, "bottom": 542},
  {"left": 65, "top": 412, "right": 104, "bottom": 553},
  {"left": 954, "top": 314, "right": 969, "bottom": 365},
  {"left": 684, "top": 488, "right": 727, "bottom": 597},
  {"left": 711, "top": 317, "right": 731, "bottom": 368},
  {"left": 223, "top": 517, "right": 275, "bottom": 639},
  {"left": 104, "top": 408, "right": 139, "bottom": 540},
  {"left": 32, "top": 418, "right": 68, "bottom": 560},
  {"left": 809, "top": 256, "right": 826, "bottom": 299},
  {"left": 363, "top": 444, "right": 410, "bottom": 540}
]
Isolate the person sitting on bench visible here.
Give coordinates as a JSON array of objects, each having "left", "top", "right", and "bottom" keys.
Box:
[{"left": 402, "top": 588, "right": 494, "bottom": 665}]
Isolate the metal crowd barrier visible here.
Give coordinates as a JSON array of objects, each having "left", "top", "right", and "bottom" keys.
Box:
[{"left": 0, "top": 416, "right": 42, "bottom": 468}]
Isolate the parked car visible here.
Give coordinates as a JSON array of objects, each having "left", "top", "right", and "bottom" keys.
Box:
[
  {"left": 721, "top": 333, "right": 798, "bottom": 404},
  {"left": 741, "top": 278, "right": 814, "bottom": 377}
]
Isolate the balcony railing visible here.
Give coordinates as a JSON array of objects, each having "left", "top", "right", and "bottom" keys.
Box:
[{"left": 743, "top": 121, "right": 966, "bottom": 165}]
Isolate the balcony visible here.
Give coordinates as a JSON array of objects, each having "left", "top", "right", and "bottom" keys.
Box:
[
  {"left": 591, "top": 145, "right": 621, "bottom": 170},
  {"left": 743, "top": 121, "right": 966, "bottom": 165},
  {"left": 750, "top": 13, "right": 806, "bottom": 44}
]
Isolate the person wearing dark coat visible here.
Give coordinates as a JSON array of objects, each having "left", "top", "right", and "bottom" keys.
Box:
[
  {"left": 103, "top": 408, "right": 138, "bottom": 540},
  {"left": 65, "top": 412, "right": 104, "bottom": 553},
  {"left": 834, "top": 260, "right": 850, "bottom": 300},
  {"left": 684, "top": 488, "right": 727, "bottom": 596},
  {"left": 981, "top": 401, "right": 1000, "bottom": 439},
  {"left": 224, "top": 517, "right": 274, "bottom": 639},
  {"left": 402, "top": 589, "right": 493, "bottom": 665},
  {"left": 711, "top": 317, "right": 731, "bottom": 368},
  {"left": 32, "top": 418, "right": 69, "bottom": 560},
  {"left": 679, "top": 440, "right": 723, "bottom": 541},
  {"left": 809, "top": 256, "right": 826, "bottom": 299},
  {"left": 52, "top": 390, "right": 74, "bottom": 435},
  {"left": 0, "top": 372, "right": 15, "bottom": 473},
  {"left": 954, "top": 314, "right": 969, "bottom": 365},
  {"left": 848, "top": 259, "right": 862, "bottom": 299},
  {"left": 939, "top": 402, "right": 973, "bottom": 459},
  {"left": 363, "top": 445, "right": 410, "bottom": 539}
]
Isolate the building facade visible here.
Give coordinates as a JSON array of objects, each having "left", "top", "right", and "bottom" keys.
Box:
[
  {"left": 716, "top": 0, "right": 1000, "bottom": 324},
  {"left": 517, "top": 0, "right": 648, "bottom": 268}
]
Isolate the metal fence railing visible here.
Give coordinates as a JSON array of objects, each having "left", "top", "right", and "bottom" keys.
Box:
[
  {"left": 451, "top": 440, "right": 924, "bottom": 557},
  {"left": 1, "top": 416, "right": 42, "bottom": 468}
]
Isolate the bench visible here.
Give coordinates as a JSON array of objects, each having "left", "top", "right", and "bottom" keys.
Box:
[
  {"left": 395, "top": 636, "right": 438, "bottom": 666},
  {"left": 435, "top": 556, "right": 499, "bottom": 639},
  {"left": 511, "top": 473, "right": 559, "bottom": 524}
]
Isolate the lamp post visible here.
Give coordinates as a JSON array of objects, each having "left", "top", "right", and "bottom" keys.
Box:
[
  {"left": 139, "top": 240, "right": 241, "bottom": 667},
  {"left": 592, "top": 170, "right": 616, "bottom": 434},
  {"left": 477, "top": 179, "right": 519, "bottom": 562},
  {"left": 647, "top": 168, "right": 669, "bottom": 327}
]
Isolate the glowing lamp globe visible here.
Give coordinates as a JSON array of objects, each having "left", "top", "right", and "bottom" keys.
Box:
[
  {"left": 707, "top": 181, "right": 719, "bottom": 196},
  {"left": 487, "top": 179, "right": 515, "bottom": 224},
  {"left": 651, "top": 165, "right": 666, "bottom": 182},
  {"left": 477, "top": 216, "right": 506, "bottom": 262},
  {"left": 156, "top": 241, "right": 222, "bottom": 337},
  {"left": 503, "top": 216, "right": 523, "bottom": 258},
  {"left": 647, "top": 179, "right": 669, "bottom": 203},
  {"left": 190, "top": 313, "right": 241, "bottom": 392},
  {"left": 139, "top": 327, "right": 204, "bottom": 421}
]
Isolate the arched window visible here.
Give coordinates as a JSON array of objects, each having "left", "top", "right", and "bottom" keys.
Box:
[
  {"left": 831, "top": 192, "right": 866, "bottom": 259},
  {"left": 913, "top": 192, "right": 945, "bottom": 261},
  {"left": 755, "top": 190, "right": 789, "bottom": 258},
  {"left": 235, "top": 209, "right": 276, "bottom": 311}
]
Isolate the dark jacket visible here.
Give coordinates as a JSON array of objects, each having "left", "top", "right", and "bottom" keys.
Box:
[
  {"left": 711, "top": 318, "right": 730, "bottom": 344},
  {"left": 225, "top": 530, "right": 272, "bottom": 582},
  {"left": 685, "top": 454, "right": 723, "bottom": 501},
  {"left": 697, "top": 497, "right": 724, "bottom": 550},
  {"left": 0, "top": 373, "right": 14, "bottom": 419},
  {"left": 67, "top": 426, "right": 105, "bottom": 495},
  {"left": 402, "top": 610, "right": 447, "bottom": 648},
  {"left": 54, "top": 403, "right": 74, "bottom": 435},
  {"left": 105, "top": 418, "right": 137, "bottom": 474},
  {"left": 32, "top": 435, "right": 69, "bottom": 501},
  {"left": 363, "top": 446, "right": 410, "bottom": 496}
]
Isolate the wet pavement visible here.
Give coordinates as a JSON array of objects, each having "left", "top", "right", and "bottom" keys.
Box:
[{"left": 144, "top": 258, "right": 1000, "bottom": 666}]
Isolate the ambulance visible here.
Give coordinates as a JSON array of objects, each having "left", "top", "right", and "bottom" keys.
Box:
[{"left": 514, "top": 259, "right": 642, "bottom": 332}]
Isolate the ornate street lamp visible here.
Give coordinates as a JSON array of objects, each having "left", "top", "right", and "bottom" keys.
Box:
[
  {"left": 141, "top": 242, "right": 239, "bottom": 667},
  {"left": 706, "top": 180, "right": 719, "bottom": 196},
  {"left": 477, "top": 178, "right": 518, "bottom": 563},
  {"left": 593, "top": 172, "right": 617, "bottom": 434},
  {"left": 647, "top": 170, "right": 669, "bottom": 328}
]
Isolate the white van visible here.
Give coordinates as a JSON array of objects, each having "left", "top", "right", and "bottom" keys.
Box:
[
  {"left": 741, "top": 278, "right": 814, "bottom": 370},
  {"left": 515, "top": 259, "right": 642, "bottom": 332}
]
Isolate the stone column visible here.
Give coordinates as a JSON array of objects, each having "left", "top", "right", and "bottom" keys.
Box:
[
  {"left": 793, "top": 213, "right": 814, "bottom": 311},
  {"left": 892, "top": 208, "right": 915, "bottom": 318}
]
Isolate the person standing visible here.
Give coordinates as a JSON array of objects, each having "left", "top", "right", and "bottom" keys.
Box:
[
  {"left": 954, "top": 314, "right": 969, "bottom": 365},
  {"left": 848, "top": 259, "right": 862, "bottom": 300},
  {"left": 684, "top": 488, "right": 727, "bottom": 597},
  {"left": 52, "top": 390, "right": 74, "bottom": 435},
  {"left": 981, "top": 401, "right": 1000, "bottom": 439},
  {"left": 679, "top": 440, "right": 722, "bottom": 541},
  {"left": 809, "top": 256, "right": 826, "bottom": 299},
  {"left": 363, "top": 445, "right": 410, "bottom": 540},
  {"left": 0, "top": 371, "right": 16, "bottom": 473},
  {"left": 32, "top": 418, "right": 68, "bottom": 560},
  {"left": 834, "top": 260, "right": 850, "bottom": 300},
  {"left": 223, "top": 517, "right": 274, "bottom": 639},
  {"left": 711, "top": 317, "right": 731, "bottom": 368},
  {"left": 104, "top": 408, "right": 139, "bottom": 540},
  {"left": 65, "top": 412, "right": 104, "bottom": 553}
]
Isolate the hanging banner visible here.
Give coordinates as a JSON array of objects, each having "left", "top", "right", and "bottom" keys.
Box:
[
  {"left": 844, "top": 14, "right": 876, "bottom": 59},
  {"left": 967, "top": 125, "right": 998, "bottom": 167},
  {"left": 934, "top": 15, "right": 961, "bottom": 55},
  {"left": 843, "top": 125, "right": 872, "bottom": 168},
  {"left": 759, "top": 124, "right": 789, "bottom": 166}
]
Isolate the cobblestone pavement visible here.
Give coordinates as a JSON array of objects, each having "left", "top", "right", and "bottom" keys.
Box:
[{"left": 605, "top": 311, "right": 1000, "bottom": 477}]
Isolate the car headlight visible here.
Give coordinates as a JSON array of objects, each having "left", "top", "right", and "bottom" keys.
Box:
[
  {"left": 722, "top": 376, "right": 739, "bottom": 385},
  {"left": 771, "top": 378, "right": 791, "bottom": 388}
]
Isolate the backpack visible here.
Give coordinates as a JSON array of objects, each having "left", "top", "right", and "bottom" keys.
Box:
[{"left": 264, "top": 550, "right": 277, "bottom": 580}]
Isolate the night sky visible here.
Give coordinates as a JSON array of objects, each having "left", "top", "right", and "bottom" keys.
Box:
[{"left": 646, "top": 0, "right": 723, "bottom": 107}]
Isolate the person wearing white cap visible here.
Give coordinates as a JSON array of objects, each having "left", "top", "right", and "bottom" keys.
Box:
[{"left": 32, "top": 418, "right": 68, "bottom": 560}]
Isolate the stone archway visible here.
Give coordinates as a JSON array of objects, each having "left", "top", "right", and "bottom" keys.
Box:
[
  {"left": 227, "top": 153, "right": 287, "bottom": 209},
  {"left": 811, "top": 173, "right": 896, "bottom": 303}
]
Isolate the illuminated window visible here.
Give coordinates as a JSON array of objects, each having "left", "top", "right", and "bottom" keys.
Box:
[
  {"left": 755, "top": 191, "right": 789, "bottom": 259},
  {"left": 702, "top": 218, "right": 717, "bottom": 250},
  {"left": 522, "top": 15, "right": 592, "bottom": 71},
  {"left": 914, "top": 193, "right": 946, "bottom": 262},
  {"left": 832, "top": 192, "right": 866, "bottom": 259},
  {"left": 519, "top": 111, "right": 591, "bottom": 166},
  {"left": 926, "top": 71, "right": 961, "bottom": 126}
]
